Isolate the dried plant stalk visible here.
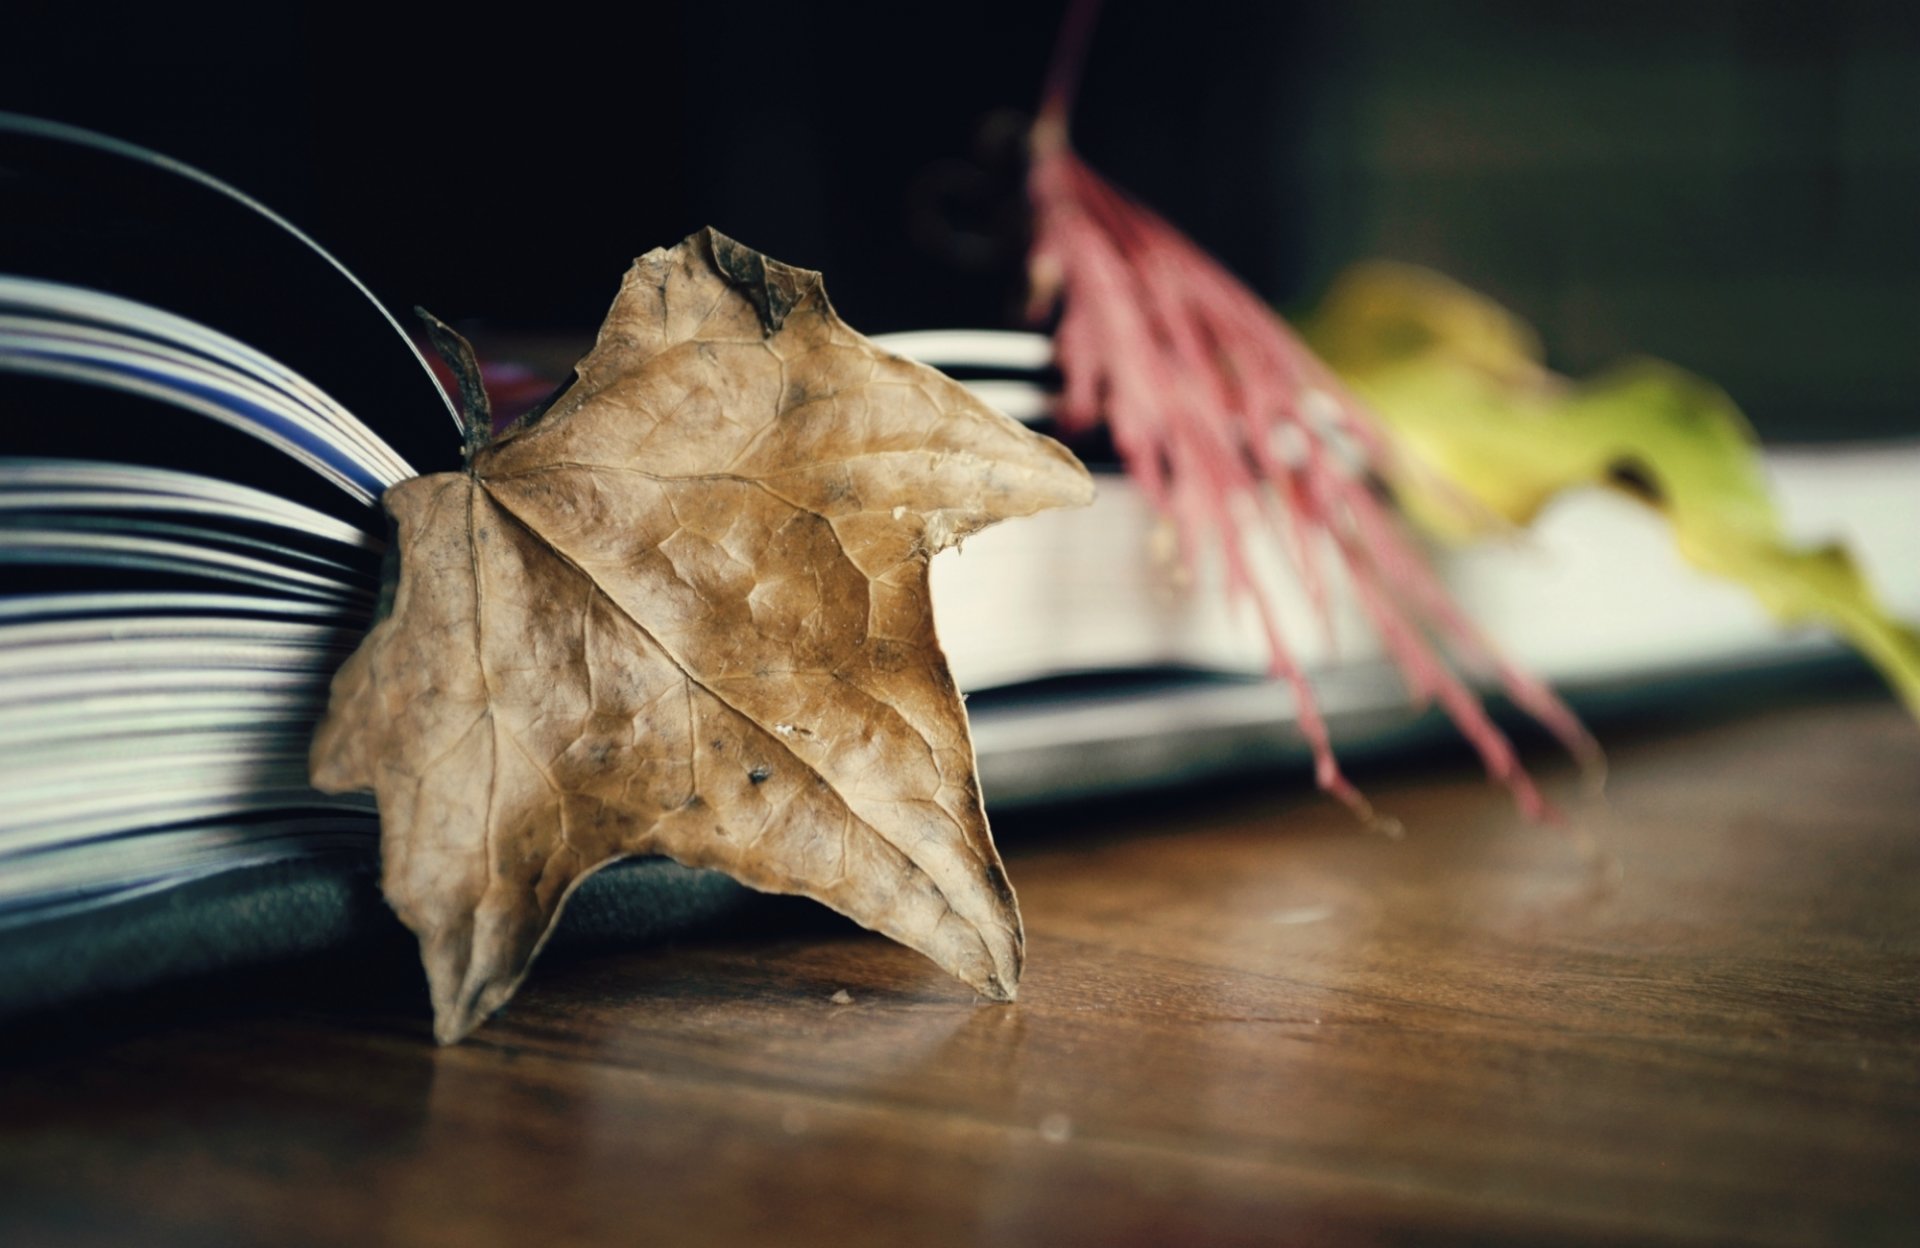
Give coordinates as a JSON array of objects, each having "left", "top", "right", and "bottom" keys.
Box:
[{"left": 1025, "top": 0, "right": 1597, "bottom": 818}]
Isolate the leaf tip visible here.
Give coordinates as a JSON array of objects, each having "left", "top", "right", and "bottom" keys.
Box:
[
  {"left": 430, "top": 963, "right": 523, "bottom": 1046},
  {"left": 970, "top": 912, "right": 1023, "bottom": 1003},
  {"left": 702, "top": 226, "right": 818, "bottom": 334},
  {"left": 978, "top": 972, "right": 1019, "bottom": 1004}
]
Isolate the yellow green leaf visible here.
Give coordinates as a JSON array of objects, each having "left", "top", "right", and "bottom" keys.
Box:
[{"left": 1304, "top": 261, "right": 1920, "bottom": 717}]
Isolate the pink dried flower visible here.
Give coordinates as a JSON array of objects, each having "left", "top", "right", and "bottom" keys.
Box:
[{"left": 1025, "top": 0, "right": 1598, "bottom": 820}]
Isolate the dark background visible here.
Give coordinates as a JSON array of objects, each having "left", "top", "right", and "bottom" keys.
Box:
[{"left": 4, "top": 0, "right": 1916, "bottom": 441}]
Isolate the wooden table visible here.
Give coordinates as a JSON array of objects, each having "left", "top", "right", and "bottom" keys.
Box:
[{"left": 2, "top": 694, "right": 1916, "bottom": 1246}]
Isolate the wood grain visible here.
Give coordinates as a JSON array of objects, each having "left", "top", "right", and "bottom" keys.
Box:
[{"left": 2, "top": 695, "right": 1917, "bottom": 1246}]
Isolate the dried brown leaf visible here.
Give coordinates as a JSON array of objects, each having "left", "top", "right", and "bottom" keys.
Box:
[{"left": 310, "top": 228, "right": 1093, "bottom": 1043}]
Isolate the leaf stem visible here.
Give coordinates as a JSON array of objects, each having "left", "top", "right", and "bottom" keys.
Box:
[
  {"left": 414, "top": 306, "right": 493, "bottom": 464},
  {"left": 1034, "top": 0, "right": 1106, "bottom": 157}
]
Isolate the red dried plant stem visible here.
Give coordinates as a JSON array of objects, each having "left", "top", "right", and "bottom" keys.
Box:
[
  {"left": 1026, "top": 26, "right": 1596, "bottom": 815},
  {"left": 1030, "top": 146, "right": 1367, "bottom": 812}
]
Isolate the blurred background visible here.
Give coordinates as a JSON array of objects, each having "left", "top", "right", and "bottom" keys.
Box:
[{"left": 4, "top": 0, "right": 1915, "bottom": 443}]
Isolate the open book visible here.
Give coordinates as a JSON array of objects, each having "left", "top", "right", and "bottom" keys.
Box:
[{"left": 5, "top": 115, "right": 1915, "bottom": 1017}]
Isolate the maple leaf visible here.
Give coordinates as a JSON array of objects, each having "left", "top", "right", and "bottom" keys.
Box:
[{"left": 310, "top": 228, "right": 1093, "bottom": 1043}]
